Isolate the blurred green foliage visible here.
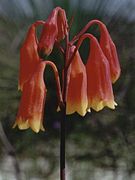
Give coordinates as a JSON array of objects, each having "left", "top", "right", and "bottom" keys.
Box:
[{"left": 0, "top": 0, "right": 135, "bottom": 179}]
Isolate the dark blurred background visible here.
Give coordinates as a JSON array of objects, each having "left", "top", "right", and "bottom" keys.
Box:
[{"left": 0, "top": 0, "right": 135, "bottom": 179}]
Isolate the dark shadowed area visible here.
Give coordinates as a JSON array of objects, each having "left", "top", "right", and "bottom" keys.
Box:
[{"left": 0, "top": 0, "right": 135, "bottom": 179}]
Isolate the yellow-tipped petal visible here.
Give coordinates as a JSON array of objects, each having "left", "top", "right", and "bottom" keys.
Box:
[
  {"left": 89, "top": 98, "right": 117, "bottom": 112},
  {"left": 91, "top": 100, "right": 104, "bottom": 112},
  {"left": 40, "top": 124, "right": 45, "bottom": 131},
  {"left": 18, "top": 120, "right": 29, "bottom": 130},
  {"left": 105, "top": 101, "right": 117, "bottom": 110},
  {"left": 66, "top": 46, "right": 88, "bottom": 116},
  {"left": 14, "top": 62, "right": 47, "bottom": 133},
  {"left": 85, "top": 34, "right": 117, "bottom": 112},
  {"left": 87, "top": 108, "right": 91, "bottom": 113},
  {"left": 13, "top": 117, "right": 29, "bottom": 130},
  {"left": 29, "top": 118, "right": 40, "bottom": 133}
]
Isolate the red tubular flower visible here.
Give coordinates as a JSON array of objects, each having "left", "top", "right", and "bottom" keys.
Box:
[
  {"left": 13, "top": 62, "right": 46, "bottom": 133},
  {"left": 56, "top": 7, "right": 68, "bottom": 42},
  {"left": 66, "top": 46, "right": 88, "bottom": 116},
  {"left": 71, "top": 20, "right": 121, "bottom": 83},
  {"left": 77, "top": 34, "right": 117, "bottom": 111},
  {"left": 19, "top": 21, "right": 44, "bottom": 91},
  {"left": 98, "top": 21, "right": 120, "bottom": 83},
  {"left": 90, "top": 20, "right": 121, "bottom": 83},
  {"left": 38, "top": 7, "right": 68, "bottom": 56}
]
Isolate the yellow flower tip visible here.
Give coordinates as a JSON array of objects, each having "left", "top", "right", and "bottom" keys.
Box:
[
  {"left": 12, "top": 122, "right": 17, "bottom": 129},
  {"left": 76, "top": 100, "right": 88, "bottom": 116},
  {"left": 57, "top": 106, "right": 61, "bottom": 112},
  {"left": 29, "top": 117, "right": 45, "bottom": 133},
  {"left": 90, "top": 99, "right": 118, "bottom": 112},
  {"left": 13, "top": 118, "right": 29, "bottom": 130},
  {"left": 91, "top": 101, "right": 104, "bottom": 112},
  {"left": 114, "top": 101, "right": 118, "bottom": 106},
  {"left": 40, "top": 124, "right": 45, "bottom": 132},
  {"left": 18, "top": 119, "right": 29, "bottom": 130},
  {"left": 106, "top": 101, "right": 117, "bottom": 110},
  {"left": 30, "top": 121, "right": 40, "bottom": 133},
  {"left": 87, "top": 108, "right": 91, "bottom": 113},
  {"left": 18, "top": 84, "right": 23, "bottom": 91},
  {"left": 66, "top": 101, "right": 88, "bottom": 116},
  {"left": 77, "top": 108, "right": 87, "bottom": 117}
]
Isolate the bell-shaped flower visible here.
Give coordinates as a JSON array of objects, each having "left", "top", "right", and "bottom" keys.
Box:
[
  {"left": 76, "top": 33, "right": 117, "bottom": 111},
  {"left": 13, "top": 62, "right": 46, "bottom": 133},
  {"left": 56, "top": 7, "right": 68, "bottom": 42},
  {"left": 19, "top": 21, "right": 44, "bottom": 91},
  {"left": 99, "top": 21, "right": 120, "bottom": 83},
  {"left": 85, "top": 34, "right": 117, "bottom": 111},
  {"left": 38, "top": 7, "right": 68, "bottom": 56},
  {"left": 71, "top": 20, "right": 121, "bottom": 83},
  {"left": 90, "top": 20, "right": 121, "bottom": 83},
  {"left": 66, "top": 46, "right": 88, "bottom": 116}
]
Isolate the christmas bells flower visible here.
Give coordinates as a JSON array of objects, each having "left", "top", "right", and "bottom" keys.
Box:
[
  {"left": 14, "top": 60, "right": 62, "bottom": 133},
  {"left": 38, "top": 7, "right": 68, "bottom": 56},
  {"left": 86, "top": 20, "right": 121, "bottom": 83},
  {"left": 66, "top": 46, "right": 88, "bottom": 116},
  {"left": 97, "top": 20, "right": 121, "bottom": 83},
  {"left": 13, "top": 7, "right": 121, "bottom": 133},
  {"left": 13, "top": 62, "right": 46, "bottom": 133},
  {"left": 71, "top": 19, "right": 121, "bottom": 83},
  {"left": 76, "top": 33, "right": 117, "bottom": 111}
]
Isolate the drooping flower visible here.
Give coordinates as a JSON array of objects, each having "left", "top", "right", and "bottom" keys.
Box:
[
  {"left": 19, "top": 21, "right": 44, "bottom": 91},
  {"left": 66, "top": 46, "right": 88, "bottom": 116},
  {"left": 13, "top": 62, "right": 47, "bottom": 133},
  {"left": 77, "top": 33, "right": 117, "bottom": 111},
  {"left": 86, "top": 34, "right": 117, "bottom": 111},
  {"left": 38, "top": 7, "right": 68, "bottom": 56},
  {"left": 90, "top": 20, "right": 121, "bottom": 83},
  {"left": 71, "top": 19, "right": 121, "bottom": 83},
  {"left": 56, "top": 7, "right": 68, "bottom": 42},
  {"left": 99, "top": 22, "right": 120, "bottom": 83}
]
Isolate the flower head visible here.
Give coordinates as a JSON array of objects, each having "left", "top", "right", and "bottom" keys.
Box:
[
  {"left": 13, "top": 62, "right": 46, "bottom": 133},
  {"left": 66, "top": 46, "right": 88, "bottom": 116}
]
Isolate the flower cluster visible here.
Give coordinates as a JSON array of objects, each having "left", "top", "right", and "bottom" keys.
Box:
[{"left": 13, "top": 7, "right": 121, "bottom": 133}]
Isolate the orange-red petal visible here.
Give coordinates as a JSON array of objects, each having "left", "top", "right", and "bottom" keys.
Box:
[
  {"left": 14, "top": 62, "right": 46, "bottom": 133},
  {"left": 66, "top": 46, "right": 88, "bottom": 116},
  {"left": 38, "top": 7, "right": 68, "bottom": 56},
  {"left": 98, "top": 21, "right": 121, "bottom": 83},
  {"left": 85, "top": 34, "right": 117, "bottom": 111},
  {"left": 19, "top": 23, "right": 40, "bottom": 91},
  {"left": 56, "top": 7, "right": 68, "bottom": 41}
]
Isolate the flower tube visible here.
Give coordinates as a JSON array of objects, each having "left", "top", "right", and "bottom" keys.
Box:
[
  {"left": 71, "top": 20, "right": 121, "bottom": 83},
  {"left": 38, "top": 7, "right": 68, "bottom": 56},
  {"left": 19, "top": 21, "right": 44, "bottom": 91},
  {"left": 66, "top": 46, "right": 88, "bottom": 116},
  {"left": 76, "top": 33, "right": 117, "bottom": 111},
  {"left": 14, "top": 62, "right": 47, "bottom": 133}
]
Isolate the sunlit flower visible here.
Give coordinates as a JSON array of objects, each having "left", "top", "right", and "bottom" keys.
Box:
[
  {"left": 66, "top": 46, "right": 88, "bottom": 116},
  {"left": 38, "top": 7, "right": 68, "bottom": 56},
  {"left": 13, "top": 62, "right": 46, "bottom": 133},
  {"left": 19, "top": 21, "right": 44, "bottom": 91}
]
